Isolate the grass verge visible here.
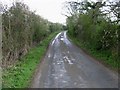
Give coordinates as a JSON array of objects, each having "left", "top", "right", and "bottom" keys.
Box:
[
  {"left": 2, "top": 31, "right": 60, "bottom": 88},
  {"left": 67, "top": 33, "right": 119, "bottom": 71}
]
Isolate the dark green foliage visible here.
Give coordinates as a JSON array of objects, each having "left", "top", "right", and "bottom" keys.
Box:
[
  {"left": 2, "top": 1, "right": 63, "bottom": 88},
  {"left": 66, "top": 0, "right": 119, "bottom": 69},
  {"left": 49, "top": 22, "right": 64, "bottom": 33},
  {"left": 2, "top": 1, "right": 63, "bottom": 68}
]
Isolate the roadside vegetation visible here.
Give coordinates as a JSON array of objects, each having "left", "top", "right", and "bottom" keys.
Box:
[
  {"left": 2, "top": 32, "right": 60, "bottom": 88},
  {"left": 2, "top": 1, "right": 64, "bottom": 88},
  {"left": 65, "top": 0, "right": 119, "bottom": 70}
]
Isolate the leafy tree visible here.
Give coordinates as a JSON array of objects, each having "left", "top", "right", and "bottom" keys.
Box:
[
  {"left": 65, "top": 0, "right": 119, "bottom": 64},
  {"left": 2, "top": 1, "right": 64, "bottom": 68}
]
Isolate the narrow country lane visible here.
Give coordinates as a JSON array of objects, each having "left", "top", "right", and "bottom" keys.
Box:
[{"left": 31, "top": 31, "right": 118, "bottom": 88}]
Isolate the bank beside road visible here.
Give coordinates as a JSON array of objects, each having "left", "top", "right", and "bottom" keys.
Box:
[{"left": 2, "top": 31, "right": 60, "bottom": 88}]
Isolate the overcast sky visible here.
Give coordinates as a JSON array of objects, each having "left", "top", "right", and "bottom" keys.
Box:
[
  {"left": 1, "top": 0, "right": 116, "bottom": 24},
  {"left": 23, "top": 0, "right": 70, "bottom": 24},
  {"left": 1, "top": 0, "right": 72, "bottom": 24}
]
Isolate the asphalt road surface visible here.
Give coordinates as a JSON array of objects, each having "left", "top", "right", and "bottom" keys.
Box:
[{"left": 31, "top": 31, "right": 118, "bottom": 88}]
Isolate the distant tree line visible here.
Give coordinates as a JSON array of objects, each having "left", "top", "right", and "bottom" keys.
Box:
[
  {"left": 65, "top": 0, "right": 119, "bottom": 63},
  {"left": 1, "top": 1, "right": 64, "bottom": 68}
]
